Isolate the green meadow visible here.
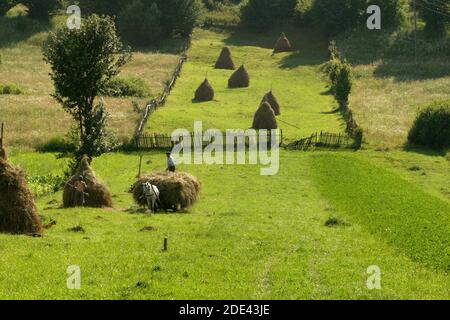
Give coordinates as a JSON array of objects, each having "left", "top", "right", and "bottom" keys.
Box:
[
  {"left": 1, "top": 4, "right": 449, "bottom": 300},
  {"left": 147, "top": 28, "right": 345, "bottom": 142},
  {"left": 0, "top": 151, "right": 448, "bottom": 299}
]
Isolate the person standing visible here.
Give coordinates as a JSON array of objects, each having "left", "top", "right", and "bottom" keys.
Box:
[
  {"left": 166, "top": 152, "right": 176, "bottom": 172},
  {"left": 73, "top": 175, "right": 88, "bottom": 207}
]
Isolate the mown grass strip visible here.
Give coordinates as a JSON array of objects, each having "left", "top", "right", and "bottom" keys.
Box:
[{"left": 310, "top": 153, "right": 450, "bottom": 271}]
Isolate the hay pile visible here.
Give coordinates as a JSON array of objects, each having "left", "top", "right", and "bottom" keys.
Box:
[
  {"left": 63, "top": 156, "right": 113, "bottom": 208},
  {"left": 194, "top": 78, "right": 215, "bottom": 101},
  {"left": 215, "top": 47, "right": 235, "bottom": 70},
  {"left": 131, "top": 172, "right": 201, "bottom": 212},
  {"left": 228, "top": 65, "right": 250, "bottom": 88},
  {"left": 273, "top": 33, "right": 292, "bottom": 53},
  {"left": 252, "top": 102, "right": 278, "bottom": 130},
  {"left": 261, "top": 91, "right": 281, "bottom": 116},
  {"left": 0, "top": 151, "right": 42, "bottom": 235}
]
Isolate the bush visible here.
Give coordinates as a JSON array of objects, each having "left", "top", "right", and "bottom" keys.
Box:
[
  {"left": 156, "top": 0, "right": 201, "bottom": 37},
  {"left": 118, "top": 0, "right": 163, "bottom": 46},
  {"left": 21, "top": 0, "right": 60, "bottom": 20},
  {"left": 408, "top": 101, "right": 450, "bottom": 150},
  {"left": 303, "top": 0, "right": 404, "bottom": 36},
  {"left": 0, "top": 83, "right": 24, "bottom": 95},
  {"left": 102, "top": 77, "right": 151, "bottom": 98},
  {"left": 335, "top": 62, "right": 352, "bottom": 106},
  {"left": 36, "top": 135, "right": 77, "bottom": 153},
  {"left": 0, "top": 0, "right": 14, "bottom": 17},
  {"left": 418, "top": 1, "right": 449, "bottom": 38},
  {"left": 295, "top": 0, "right": 314, "bottom": 27},
  {"left": 240, "top": 0, "right": 273, "bottom": 31},
  {"left": 241, "top": 0, "right": 298, "bottom": 31}
]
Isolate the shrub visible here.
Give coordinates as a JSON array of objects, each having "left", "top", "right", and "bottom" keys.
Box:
[
  {"left": 305, "top": 0, "right": 404, "bottom": 36},
  {"left": 0, "top": 0, "right": 14, "bottom": 17},
  {"left": 295, "top": 0, "right": 314, "bottom": 27},
  {"left": 118, "top": 0, "right": 163, "bottom": 46},
  {"left": 417, "top": 1, "right": 449, "bottom": 38},
  {"left": 21, "top": 0, "right": 60, "bottom": 20},
  {"left": 0, "top": 83, "right": 24, "bottom": 95},
  {"left": 241, "top": 0, "right": 298, "bottom": 31},
  {"left": 240, "top": 0, "right": 273, "bottom": 31},
  {"left": 335, "top": 62, "right": 352, "bottom": 106},
  {"left": 408, "top": 101, "right": 450, "bottom": 150},
  {"left": 102, "top": 77, "right": 151, "bottom": 98},
  {"left": 36, "top": 135, "right": 77, "bottom": 153},
  {"left": 156, "top": 0, "right": 201, "bottom": 37}
]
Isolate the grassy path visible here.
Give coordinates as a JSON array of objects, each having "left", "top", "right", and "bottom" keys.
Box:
[{"left": 147, "top": 28, "right": 345, "bottom": 142}]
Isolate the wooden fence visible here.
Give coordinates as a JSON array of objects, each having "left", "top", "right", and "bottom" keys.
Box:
[
  {"left": 134, "top": 38, "right": 192, "bottom": 139},
  {"left": 135, "top": 130, "right": 283, "bottom": 150},
  {"left": 285, "top": 131, "right": 354, "bottom": 150}
]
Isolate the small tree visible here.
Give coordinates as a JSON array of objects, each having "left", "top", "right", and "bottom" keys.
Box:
[
  {"left": 43, "top": 15, "right": 131, "bottom": 161},
  {"left": 417, "top": 1, "right": 449, "bottom": 38}
]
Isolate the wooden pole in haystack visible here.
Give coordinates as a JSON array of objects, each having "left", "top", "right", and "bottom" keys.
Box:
[{"left": 0, "top": 122, "right": 4, "bottom": 147}]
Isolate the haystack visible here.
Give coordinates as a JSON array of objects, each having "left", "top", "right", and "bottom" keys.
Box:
[
  {"left": 273, "top": 33, "right": 292, "bottom": 53},
  {"left": 228, "top": 65, "right": 250, "bottom": 88},
  {"left": 215, "top": 47, "right": 235, "bottom": 70},
  {"left": 0, "top": 153, "right": 42, "bottom": 235},
  {"left": 252, "top": 102, "right": 278, "bottom": 130},
  {"left": 194, "top": 78, "right": 215, "bottom": 101},
  {"left": 261, "top": 91, "right": 281, "bottom": 116},
  {"left": 63, "top": 156, "right": 113, "bottom": 208},
  {"left": 131, "top": 171, "right": 201, "bottom": 212}
]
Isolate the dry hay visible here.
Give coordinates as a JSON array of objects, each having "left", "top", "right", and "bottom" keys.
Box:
[
  {"left": 131, "top": 171, "right": 201, "bottom": 212},
  {"left": 194, "top": 78, "right": 215, "bottom": 101},
  {"left": 63, "top": 156, "right": 113, "bottom": 208},
  {"left": 0, "top": 154, "right": 42, "bottom": 235},
  {"left": 261, "top": 91, "right": 281, "bottom": 116},
  {"left": 228, "top": 65, "right": 250, "bottom": 88},
  {"left": 215, "top": 47, "right": 235, "bottom": 70},
  {"left": 273, "top": 33, "right": 292, "bottom": 53},
  {"left": 252, "top": 102, "right": 278, "bottom": 130}
]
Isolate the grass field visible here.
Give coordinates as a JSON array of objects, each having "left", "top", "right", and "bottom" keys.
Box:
[
  {"left": 1, "top": 151, "right": 448, "bottom": 299},
  {"left": 336, "top": 29, "right": 450, "bottom": 148},
  {"left": 147, "top": 28, "right": 345, "bottom": 142},
  {"left": 0, "top": 8, "right": 180, "bottom": 149},
  {"left": 1, "top": 5, "right": 449, "bottom": 300}
]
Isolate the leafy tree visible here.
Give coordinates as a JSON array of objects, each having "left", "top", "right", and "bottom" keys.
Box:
[
  {"left": 156, "top": 0, "right": 201, "bottom": 37},
  {"left": 240, "top": 0, "right": 273, "bottom": 31},
  {"left": 417, "top": 0, "right": 449, "bottom": 38},
  {"left": 43, "top": 15, "right": 131, "bottom": 160},
  {"left": 118, "top": 0, "right": 163, "bottom": 46}
]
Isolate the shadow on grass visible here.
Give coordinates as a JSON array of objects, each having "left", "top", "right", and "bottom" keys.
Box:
[
  {"left": 374, "top": 60, "right": 450, "bottom": 82},
  {"left": 130, "top": 36, "right": 191, "bottom": 55},
  {"left": 222, "top": 25, "right": 329, "bottom": 68},
  {"left": 403, "top": 144, "right": 450, "bottom": 157},
  {"left": 0, "top": 16, "right": 52, "bottom": 48}
]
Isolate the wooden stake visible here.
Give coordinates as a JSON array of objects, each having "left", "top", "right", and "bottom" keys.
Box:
[
  {"left": 0, "top": 122, "right": 4, "bottom": 147},
  {"left": 137, "top": 154, "right": 143, "bottom": 178},
  {"left": 163, "top": 238, "right": 168, "bottom": 251}
]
